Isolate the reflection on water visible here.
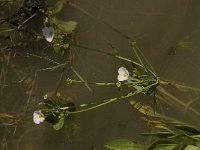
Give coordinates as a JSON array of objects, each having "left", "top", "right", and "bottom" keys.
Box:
[{"left": 1, "top": 0, "right": 200, "bottom": 149}]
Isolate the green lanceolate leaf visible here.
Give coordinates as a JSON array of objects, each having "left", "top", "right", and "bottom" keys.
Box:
[
  {"left": 196, "top": 142, "right": 200, "bottom": 148},
  {"left": 155, "top": 125, "right": 175, "bottom": 134},
  {"left": 184, "top": 145, "right": 200, "bottom": 150},
  {"left": 52, "top": 17, "right": 78, "bottom": 34},
  {"left": 130, "top": 100, "right": 156, "bottom": 116},
  {"left": 148, "top": 140, "right": 178, "bottom": 150},
  {"left": 191, "top": 135, "right": 200, "bottom": 141},
  {"left": 141, "top": 132, "right": 175, "bottom": 138},
  {"left": 53, "top": 114, "right": 65, "bottom": 130},
  {"left": 49, "top": 0, "right": 64, "bottom": 15},
  {"left": 105, "top": 139, "right": 144, "bottom": 150},
  {"left": 175, "top": 125, "right": 200, "bottom": 134}
]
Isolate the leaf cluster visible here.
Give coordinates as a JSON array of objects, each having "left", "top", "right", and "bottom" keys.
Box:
[{"left": 40, "top": 95, "right": 75, "bottom": 130}]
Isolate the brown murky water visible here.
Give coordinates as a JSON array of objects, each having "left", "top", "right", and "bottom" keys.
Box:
[{"left": 1, "top": 0, "right": 200, "bottom": 149}]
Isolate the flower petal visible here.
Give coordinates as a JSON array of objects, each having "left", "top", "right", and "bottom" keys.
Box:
[
  {"left": 42, "top": 26, "right": 55, "bottom": 42},
  {"left": 42, "top": 27, "right": 50, "bottom": 37},
  {"left": 45, "top": 36, "right": 54, "bottom": 42},
  {"left": 33, "top": 116, "right": 41, "bottom": 124},
  {"left": 33, "top": 111, "right": 45, "bottom": 124},
  {"left": 118, "top": 74, "right": 126, "bottom": 81},
  {"left": 117, "top": 67, "right": 129, "bottom": 81},
  {"left": 39, "top": 117, "right": 45, "bottom": 123},
  {"left": 118, "top": 67, "right": 128, "bottom": 74},
  {"left": 48, "top": 26, "right": 55, "bottom": 33}
]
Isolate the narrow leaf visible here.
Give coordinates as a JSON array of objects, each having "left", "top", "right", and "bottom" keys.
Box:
[
  {"left": 155, "top": 125, "right": 174, "bottom": 134},
  {"left": 175, "top": 125, "right": 200, "bottom": 134},
  {"left": 148, "top": 140, "right": 178, "bottom": 150},
  {"left": 0, "top": 27, "right": 16, "bottom": 33},
  {"left": 184, "top": 145, "right": 200, "bottom": 150},
  {"left": 141, "top": 132, "right": 175, "bottom": 138}
]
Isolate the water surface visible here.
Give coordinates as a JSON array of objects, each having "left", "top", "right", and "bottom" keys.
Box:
[{"left": 1, "top": 0, "right": 200, "bottom": 149}]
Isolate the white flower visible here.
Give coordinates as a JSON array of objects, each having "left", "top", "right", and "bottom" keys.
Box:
[
  {"left": 33, "top": 110, "right": 45, "bottom": 124},
  {"left": 117, "top": 67, "right": 129, "bottom": 81},
  {"left": 42, "top": 26, "right": 55, "bottom": 42}
]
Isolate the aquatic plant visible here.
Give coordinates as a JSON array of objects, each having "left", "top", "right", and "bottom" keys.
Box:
[
  {"left": 0, "top": 0, "right": 78, "bottom": 54},
  {"left": 42, "top": 26, "right": 55, "bottom": 42},
  {"left": 42, "top": 1, "right": 78, "bottom": 54},
  {"left": 117, "top": 67, "right": 129, "bottom": 82},
  {"left": 0, "top": 1, "right": 198, "bottom": 134},
  {"left": 105, "top": 102, "right": 200, "bottom": 150},
  {"left": 33, "top": 110, "right": 45, "bottom": 124},
  {"left": 32, "top": 39, "right": 159, "bottom": 129},
  {"left": 36, "top": 93, "right": 75, "bottom": 130},
  {"left": 0, "top": 1, "right": 199, "bottom": 147},
  {"left": 33, "top": 38, "right": 200, "bottom": 130}
]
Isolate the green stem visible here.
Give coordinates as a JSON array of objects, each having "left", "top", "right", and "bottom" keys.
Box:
[
  {"left": 68, "top": 91, "right": 138, "bottom": 114},
  {"left": 131, "top": 42, "right": 145, "bottom": 67},
  {"left": 68, "top": 81, "right": 159, "bottom": 114},
  {"left": 0, "top": 27, "right": 16, "bottom": 33},
  {"left": 73, "top": 44, "right": 143, "bottom": 68},
  {"left": 131, "top": 42, "right": 156, "bottom": 75},
  {"left": 66, "top": 78, "right": 115, "bottom": 86},
  {"left": 115, "top": 55, "right": 143, "bottom": 68},
  {"left": 70, "top": 66, "right": 92, "bottom": 92},
  {"left": 24, "top": 52, "right": 61, "bottom": 65},
  {"left": 18, "top": 13, "right": 38, "bottom": 29},
  {"left": 72, "top": 44, "right": 157, "bottom": 78},
  {"left": 93, "top": 82, "right": 115, "bottom": 86}
]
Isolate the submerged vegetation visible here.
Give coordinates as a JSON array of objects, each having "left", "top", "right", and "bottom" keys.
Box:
[{"left": 0, "top": 0, "right": 200, "bottom": 149}]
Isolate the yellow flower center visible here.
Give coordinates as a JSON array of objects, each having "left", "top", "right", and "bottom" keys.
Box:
[
  {"left": 38, "top": 114, "right": 43, "bottom": 118},
  {"left": 123, "top": 73, "right": 128, "bottom": 77}
]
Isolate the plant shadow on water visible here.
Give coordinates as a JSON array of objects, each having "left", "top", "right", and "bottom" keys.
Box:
[{"left": 1, "top": 0, "right": 200, "bottom": 150}]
